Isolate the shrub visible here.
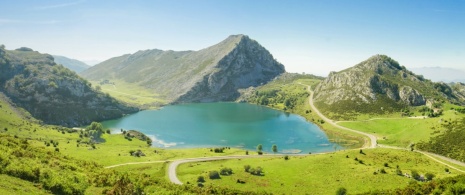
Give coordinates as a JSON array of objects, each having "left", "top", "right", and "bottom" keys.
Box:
[
  {"left": 384, "top": 162, "right": 389, "bottom": 167},
  {"left": 244, "top": 165, "right": 251, "bottom": 172},
  {"left": 284, "top": 155, "right": 289, "bottom": 160},
  {"left": 245, "top": 150, "right": 249, "bottom": 155},
  {"left": 380, "top": 168, "right": 387, "bottom": 174},
  {"left": 220, "top": 167, "right": 233, "bottom": 175},
  {"left": 209, "top": 171, "right": 220, "bottom": 179},
  {"left": 336, "top": 187, "right": 347, "bottom": 195},
  {"left": 411, "top": 170, "right": 420, "bottom": 180},
  {"left": 425, "top": 173, "right": 435, "bottom": 181},
  {"left": 197, "top": 176, "right": 205, "bottom": 183},
  {"left": 396, "top": 168, "right": 403, "bottom": 176}
]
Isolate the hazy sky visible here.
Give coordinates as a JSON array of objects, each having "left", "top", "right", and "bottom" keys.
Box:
[{"left": 1, "top": 0, "right": 464, "bottom": 76}]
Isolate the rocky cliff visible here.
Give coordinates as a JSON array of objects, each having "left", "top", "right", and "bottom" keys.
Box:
[
  {"left": 81, "top": 35, "right": 285, "bottom": 103},
  {"left": 314, "top": 55, "right": 461, "bottom": 115},
  {"left": 0, "top": 45, "right": 137, "bottom": 127}
]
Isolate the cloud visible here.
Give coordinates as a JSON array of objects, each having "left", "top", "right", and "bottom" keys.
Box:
[{"left": 34, "top": 0, "right": 85, "bottom": 10}]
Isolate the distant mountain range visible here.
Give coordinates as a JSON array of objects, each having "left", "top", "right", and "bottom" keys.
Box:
[
  {"left": 0, "top": 46, "right": 136, "bottom": 127},
  {"left": 410, "top": 67, "right": 465, "bottom": 83},
  {"left": 314, "top": 55, "right": 465, "bottom": 118},
  {"left": 81, "top": 35, "right": 285, "bottom": 103},
  {"left": 53, "top": 55, "right": 90, "bottom": 73}
]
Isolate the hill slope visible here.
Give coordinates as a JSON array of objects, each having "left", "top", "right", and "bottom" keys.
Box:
[
  {"left": 52, "top": 55, "right": 90, "bottom": 73},
  {"left": 314, "top": 55, "right": 464, "bottom": 117},
  {"left": 0, "top": 46, "right": 137, "bottom": 127},
  {"left": 81, "top": 35, "right": 285, "bottom": 103}
]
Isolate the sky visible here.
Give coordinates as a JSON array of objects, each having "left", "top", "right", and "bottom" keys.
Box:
[{"left": 1, "top": 0, "right": 464, "bottom": 76}]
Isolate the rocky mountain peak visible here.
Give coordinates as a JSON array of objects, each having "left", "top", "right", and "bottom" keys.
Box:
[
  {"left": 81, "top": 35, "right": 285, "bottom": 103},
  {"left": 313, "top": 55, "right": 440, "bottom": 115}
]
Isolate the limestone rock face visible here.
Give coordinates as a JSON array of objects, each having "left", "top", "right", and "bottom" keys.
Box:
[
  {"left": 313, "top": 55, "right": 438, "bottom": 113},
  {"left": 176, "top": 35, "right": 285, "bottom": 102},
  {"left": 81, "top": 35, "right": 285, "bottom": 103}
]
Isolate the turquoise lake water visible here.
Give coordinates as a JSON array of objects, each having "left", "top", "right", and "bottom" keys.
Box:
[{"left": 101, "top": 102, "right": 341, "bottom": 154}]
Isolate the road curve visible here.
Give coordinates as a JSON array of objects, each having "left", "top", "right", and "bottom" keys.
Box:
[
  {"left": 304, "top": 85, "right": 378, "bottom": 148},
  {"left": 168, "top": 154, "right": 297, "bottom": 185}
]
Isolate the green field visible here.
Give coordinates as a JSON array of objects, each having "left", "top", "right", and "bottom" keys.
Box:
[
  {"left": 91, "top": 80, "right": 167, "bottom": 109},
  {"left": 177, "top": 148, "right": 463, "bottom": 195},
  {"left": 0, "top": 174, "right": 50, "bottom": 195},
  {"left": 338, "top": 109, "right": 465, "bottom": 147}
]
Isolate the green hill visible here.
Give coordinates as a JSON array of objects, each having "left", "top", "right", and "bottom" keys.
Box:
[
  {"left": 52, "top": 55, "right": 90, "bottom": 73},
  {"left": 0, "top": 46, "right": 137, "bottom": 127},
  {"left": 81, "top": 35, "right": 285, "bottom": 103},
  {"left": 313, "top": 55, "right": 465, "bottom": 119}
]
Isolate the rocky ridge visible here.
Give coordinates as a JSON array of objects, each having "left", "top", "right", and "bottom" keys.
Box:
[
  {"left": 81, "top": 35, "right": 285, "bottom": 103},
  {"left": 314, "top": 55, "right": 463, "bottom": 114}
]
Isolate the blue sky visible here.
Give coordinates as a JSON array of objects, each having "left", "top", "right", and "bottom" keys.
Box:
[{"left": 1, "top": 0, "right": 464, "bottom": 76}]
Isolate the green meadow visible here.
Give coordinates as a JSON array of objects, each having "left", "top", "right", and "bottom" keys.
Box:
[
  {"left": 177, "top": 148, "right": 463, "bottom": 195},
  {"left": 338, "top": 107, "right": 465, "bottom": 147}
]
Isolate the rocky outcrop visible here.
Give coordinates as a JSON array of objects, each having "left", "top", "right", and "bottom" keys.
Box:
[
  {"left": 313, "top": 55, "right": 440, "bottom": 113},
  {"left": 81, "top": 35, "right": 285, "bottom": 103},
  {"left": 0, "top": 47, "right": 137, "bottom": 127},
  {"left": 176, "top": 35, "right": 285, "bottom": 102}
]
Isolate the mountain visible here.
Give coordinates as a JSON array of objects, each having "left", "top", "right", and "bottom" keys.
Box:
[
  {"left": 81, "top": 35, "right": 285, "bottom": 103},
  {"left": 410, "top": 67, "right": 465, "bottom": 83},
  {"left": 53, "top": 55, "right": 91, "bottom": 73},
  {"left": 313, "top": 55, "right": 464, "bottom": 117},
  {"left": 0, "top": 45, "right": 137, "bottom": 127}
]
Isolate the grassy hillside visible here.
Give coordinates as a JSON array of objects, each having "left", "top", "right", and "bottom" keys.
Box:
[
  {"left": 0, "top": 46, "right": 137, "bottom": 127},
  {"left": 91, "top": 80, "right": 167, "bottom": 109},
  {"left": 417, "top": 117, "right": 465, "bottom": 162},
  {"left": 53, "top": 55, "right": 90, "bottom": 73},
  {"left": 177, "top": 148, "right": 461, "bottom": 195},
  {"left": 337, "top": 103, "right": 465, "bottom": 147}
]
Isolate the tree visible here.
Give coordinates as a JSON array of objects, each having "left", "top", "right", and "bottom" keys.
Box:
[
  {"left": 244, "top": 165, "right": 251, "bottom": 172},
  {"left": 425, "top": 173, "right": 435, "bottom": 181},
  {"left": 197, "top": 176, "right": 205, "bottom": 183},
  {"left": 336, "top": 187, "right": 347, "bottom": 195},
  {"left": 257, "top": 144, "right": 263, "bottom": 152},
  {"left": 272, "top": 144, "right": 278, "bottom": 154},
  {"left": 209, "top": 171, "right": 220, "bottom": 179}
]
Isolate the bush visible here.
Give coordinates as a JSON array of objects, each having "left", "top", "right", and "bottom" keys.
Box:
[
  {"left": 284, "top": 155, "right": 289, "bottom": 160},
  {"left": 425, "top": 173, "right": 435, "bottom": 181},
  {"left": 384, "top": 162, "right": 389, "bottom": 167},
  {"left": 257, "top": 151, "right": 263, "bottom": 155},
  {"left": 336, "top": 187, "right": 347, "bottom": 195},
  {"left": 209, "top": 171, "right": 220, "bottom": 179},
  {"left": 411, "top": 170, "right": 420, "bottom": 180},
  {"left": 380, "top": 168, "right": 387, "bottom": 174},
  {"left": 220, "top": 167, "right": 233, "bottom": 175},
  {"left": 197, "top": 176, "right": 205, "bottom": 183},
  {"left": 244, "top": 165, "right": 251, "bottom": 172}
]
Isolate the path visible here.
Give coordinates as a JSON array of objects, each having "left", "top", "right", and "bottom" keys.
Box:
[
  {"left": 302, "top": 84, "right": 378, "bottom": 148},
  {"left": 106, "top": 84, "right": 465, "bottom": 185},
  {"left": 104, "top": 160, "right": 168, "bottom": 169}
]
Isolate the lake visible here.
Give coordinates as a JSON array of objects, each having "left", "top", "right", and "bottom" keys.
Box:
[{"left": 102, "top": 102, "right": 341, "bottom": 154}]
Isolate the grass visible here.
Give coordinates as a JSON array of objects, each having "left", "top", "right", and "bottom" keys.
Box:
[
  {"left": 91, "top": 80, "right": 168, "bottom": 109},
  {"left": 177, "top": 148, "right": 462, "bottom": 195},
  {"left": 0, "top": 174, "right": 51, "bottom": 195},
  {"left": 337, "top": 107, "right": 465, "bottom": 147}
]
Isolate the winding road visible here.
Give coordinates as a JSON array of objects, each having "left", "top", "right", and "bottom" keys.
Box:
[
  {"left": 105, "top": 83, "right": 465, "bottom": 185},
  {"left": 304, "top": 85, "right": 378, "bottom": 148}
]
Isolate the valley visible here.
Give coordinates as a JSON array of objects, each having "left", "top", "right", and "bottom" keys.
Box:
[{"left": 1, "top": 35, "right": 465, "bottom": 194}]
